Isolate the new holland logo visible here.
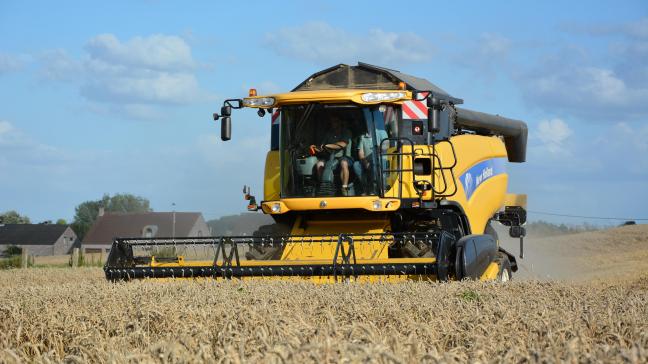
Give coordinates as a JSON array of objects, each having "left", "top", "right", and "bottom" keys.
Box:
[
  {"left": 460, "top": 158, "right": 506, "bottom": 201},
  {"left": 464, "top": 173, "right": 474, "bottom": 197},
  {"left": 476, "top": 166, "right": 493, "bottom": 186}
]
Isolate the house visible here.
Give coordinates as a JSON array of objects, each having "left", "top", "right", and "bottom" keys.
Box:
[
  {"left": 81, "top": 211, "right": 210, "bottom": 254},
  {"left": 0, "top": 224, "right": 79, "bottom": 256}
]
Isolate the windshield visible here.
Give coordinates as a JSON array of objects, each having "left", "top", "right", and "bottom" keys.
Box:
[{"left": 280, "top": 104, "right": 394, "bottom": 198}]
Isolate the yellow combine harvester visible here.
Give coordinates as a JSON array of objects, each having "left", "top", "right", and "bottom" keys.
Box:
[{"left": 105, "top": 63, "right": 528, "bottom": 282}]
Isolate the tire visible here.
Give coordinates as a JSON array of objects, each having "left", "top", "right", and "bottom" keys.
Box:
[
  {"left": 496, "top": 253, "right": 512, "bottom": 282},
  {"left": 246, "top": 224, "right": 290, "bottom": 260}
]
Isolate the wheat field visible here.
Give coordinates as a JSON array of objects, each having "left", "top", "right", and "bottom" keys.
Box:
[{"left": 1, "top": 267, "right": 647, "bottom": 363}]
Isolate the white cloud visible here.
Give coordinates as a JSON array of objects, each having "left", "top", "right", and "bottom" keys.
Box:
[
  {"left": 0, "top": 120, "right": 69, "bottom": 168},
  {"left": 0, "top": 120, "right": 22, "bottom": 146},
  {"left": 81, "top": 71, "right": 200, "bottom": 105},
  {"left": 196, "top": 133, "right": 267, "bottom": 168},
  {"left": 0, "top": 125, "right": 270, "bottom": 223},
  {"left": 0, "top": 53, "right": 27, "bottom": 74},
  {"left": 85, "top": 33, "right": 195, "bottom": 71},
  {"left": 521, "top": 61, "right": 648, "bottom": 120},
  {"left": 120, "top": 104, "right": 166, "bottom": 120},
  {"left": 520, "top": 18, "right": 648, "bottom": 121},
  {"left": 531, "top": 67, "right": 629, "bottom": 104},
  {"left": 599, "top": 122, "right": 648, "bottom": 171},
  {"left": 453, "top": 33, "right": 513, "bottom": 78},
  {"left": 536, "top": 118, "right": 572, "bottom": 154},
  {"left": 39, "top": 49, "right": 82, "bottom": 81},
  {"left": 478, "top": 33, "right": 511, "bottom": 58},
  {"left": 0, "top": 120, "right": 13, "bottom": 135},
  {"left": 527, "top": 117, "right": 648, "bottom": 179},
  {"left": 518, "top": 117, "right": 648, "bottom": 223},
  {"left": 0, "top": 53, "right": 24, "bottom": 72},
  {"left": 265, "top": 22, "right": 434, "bottom": 65},
  {"left": 624, "top": 17, "right": 648, "bottom": 39},
  {"left": 575, "top": 17, "right": 648, "bottom": 40},
  {"left": 39, "top": 33, "right": 210, "bottom": 119},
  {"left": 83, "top": 103, "right": 167, "bottom": 120},
  {"left": 612, "top": 41, "right": 648, "bottom": 88}
]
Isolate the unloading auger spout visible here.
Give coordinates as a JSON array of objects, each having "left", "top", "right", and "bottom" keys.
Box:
[{"left": 454, "top": 107, "right": 528, "bottom": 163}]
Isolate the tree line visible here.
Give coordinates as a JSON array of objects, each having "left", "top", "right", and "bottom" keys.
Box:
[
  {"left": 3, "top": 199, "right": 617, "bottom": 242},
  {"left": 524, "top": 220, "right": 603, "bottom": 237},
  {"left": 1, "top": 193, "right": 151, "bottom": 240}
]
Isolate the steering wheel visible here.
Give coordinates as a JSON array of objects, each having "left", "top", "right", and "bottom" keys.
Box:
[
  {"left": 307, "top": 142, "right": 347, "bottom": 157},
  {"left": 321, "top": 142, "right": 346, "bottom": 153}
]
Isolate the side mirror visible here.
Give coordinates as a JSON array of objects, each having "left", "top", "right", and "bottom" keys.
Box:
[
  {"left": 221, "top": 117, "right": 231, "bottom": 141},
  {"left": 427, "top": 96, "right": 440, "bottom": 134},
  {"left": 221, "top": 105, "right": 232, "bottom": 117},
  {"left": 509, "top": 226, "right": 526, "bottom": 238}
]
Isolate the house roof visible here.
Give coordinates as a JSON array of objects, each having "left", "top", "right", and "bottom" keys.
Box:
[
  {"left": 82, "top": 212, "right": 204, "bottom": 244},
  {"left": 0, "top": 224, "right": 72, "bottom": 245}
]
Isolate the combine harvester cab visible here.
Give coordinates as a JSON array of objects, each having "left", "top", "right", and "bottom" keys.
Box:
[{"left": 105, "top": 63, "right": 528, "bottom": 282}]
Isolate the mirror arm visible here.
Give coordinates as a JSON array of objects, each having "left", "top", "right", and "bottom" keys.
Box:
[{"left": 216, "top": 98, "right": 244, "bottom": 141}]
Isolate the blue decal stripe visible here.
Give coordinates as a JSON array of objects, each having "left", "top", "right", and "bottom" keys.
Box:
[{"left": 459, "top": 158, "right": 507, "bottom": 201}]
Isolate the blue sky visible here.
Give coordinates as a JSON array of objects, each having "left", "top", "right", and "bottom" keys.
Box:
[{"left": 1, "top": 0, "right": 647, "bottom": 224}]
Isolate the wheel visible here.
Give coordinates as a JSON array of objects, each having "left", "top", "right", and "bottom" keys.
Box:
[
  {"left": 496, "top": 254, "right": 512, "bottom": 282},
  {"left": 246, "top": 224, "right": 290, "bottom": 260}
]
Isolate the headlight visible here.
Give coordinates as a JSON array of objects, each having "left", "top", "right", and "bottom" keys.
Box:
[
  {"left": 372, "top": 200, "right": 382, "bottom": 210},
  {"left": 361, "top": 92, "right": 407, "bottom": 103},
  {"left": 271, "top": 203, "right": 281, "bottom": 213},
  {"left": 242, "top": 97, "right": 275, "bottom": 107}
]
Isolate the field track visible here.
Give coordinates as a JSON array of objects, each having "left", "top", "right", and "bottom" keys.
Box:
[
  {"left": 1, "top": 225, "right": 647, "bottom": 363},
  {"left": 500, "top": 224, "right": 648, "bottom": 280}
]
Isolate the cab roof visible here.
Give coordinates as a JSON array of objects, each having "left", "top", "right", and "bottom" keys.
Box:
[{"left": 292, "top": 62, "right": 463, "bottom": 105}]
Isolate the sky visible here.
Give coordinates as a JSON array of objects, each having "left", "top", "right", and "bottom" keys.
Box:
[{"left": 0, "top": 0, "right": 647, "bottom": 225}]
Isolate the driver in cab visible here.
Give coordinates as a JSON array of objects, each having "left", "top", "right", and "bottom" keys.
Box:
[{"left": 309, "top": 115, "right": 353, "bottom": 196}]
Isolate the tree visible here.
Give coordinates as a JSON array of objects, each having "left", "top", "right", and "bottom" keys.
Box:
[
  {"left": 105, "top": 194, "right": 151, "bottom": 213},
  {"left": 5, "top": 245, "right": 22, "bottom": 256},
  {"left": 71, "top": 193, "right": 152, "bottom": 240},
  {"left": 56, "top": 218, "right": 67, "bottom": 225},
  {"left": 0, "top": 210, "right": 31, "bottom": 224},
  {"left": 207, "top": 213, "right": 273, "bottom": 236}
]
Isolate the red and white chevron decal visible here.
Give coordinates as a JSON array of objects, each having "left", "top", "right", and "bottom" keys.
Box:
[
  {"left": 402, "top": 92, "right": 429, "bottom": 120},
  {"left": 271, "top": 109, "right": 280, "bottom": 125}
]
